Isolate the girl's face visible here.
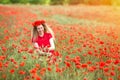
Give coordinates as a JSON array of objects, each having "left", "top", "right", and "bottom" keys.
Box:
[{"left": 37, "top": 25, "right": 44, "bottom": 34}]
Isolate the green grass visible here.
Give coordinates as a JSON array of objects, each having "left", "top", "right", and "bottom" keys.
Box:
[{"left": 51, "top": 14, "right": 115, "bottom": 27}]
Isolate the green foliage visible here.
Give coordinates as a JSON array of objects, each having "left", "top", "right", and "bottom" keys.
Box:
[
  {"left": 0, "top": 0, "right": 11, "bottom": 4},
  {"left": 19, "top": 0, "right": 30, "bottom": 4},
  {"left": 68, "top": 0, "right": 80, "bottom": 5},
  {"left": 50, "top": 0, "right": 64, "bottom": 5},
  {"left": 45, "top": 0, "right": 51, "bottom": 5},
  {"left": 10, "top": 0, "right": 20, "bottom": 3},
  {"left": 29, "top": 0, "right": 46, "bottom": 4},
  {"left": 0, "top": 0, "right": 120, "bottom": 6}
]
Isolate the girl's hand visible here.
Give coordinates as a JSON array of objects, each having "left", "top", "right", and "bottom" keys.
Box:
[
  {"left": 35, "top": 47, "right": 52, "bottom": 56},
  {"left": 46, "top": 52, "right": 52, "bottom": 56},
  {"left": 38, "top": 52, "right": 52, "bottom": 56}
]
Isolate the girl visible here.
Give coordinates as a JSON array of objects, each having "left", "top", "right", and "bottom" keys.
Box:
[{"left": 31, "top": 20, "right": 55, "bottom": 56}]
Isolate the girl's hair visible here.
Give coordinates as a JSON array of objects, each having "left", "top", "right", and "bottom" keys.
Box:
[{"left": 31, "top": 23, "right": 55, "bottom": 42}]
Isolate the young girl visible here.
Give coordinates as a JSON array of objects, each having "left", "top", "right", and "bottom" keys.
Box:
[{"left": 31, "top": 20, "right": 55, "bottom": 56}]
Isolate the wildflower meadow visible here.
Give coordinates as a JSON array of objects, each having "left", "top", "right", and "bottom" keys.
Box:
[{"left": 0, "top": 4, "right": 120, "bottom": 80}]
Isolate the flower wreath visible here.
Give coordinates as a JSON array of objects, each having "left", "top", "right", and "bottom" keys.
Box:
[{"left": 32, "top": 20, "right": 45, "bottom": 27}]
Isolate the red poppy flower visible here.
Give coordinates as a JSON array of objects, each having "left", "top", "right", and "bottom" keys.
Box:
[
  {"left": 88, "top": 66, "right": 95, "bottom": 72},
  {"left": 40, "top": 68, "right": 46, "bottom": 76},
  {"left": 108, "top": 78, "right": 113, "bottom": 80},
  {"left": 106, "top": 60, "right": 112, "bottom": 64},
  {"left": 99, "top": 41, "right": 104, "bottom": 44},
  {"left": 65, "top": 61, "right": 71, "bottom": 67},
  {"left": 76, "top": 65, "right": 81, "bottom": 69},
  {"left": 1, "top": 46, "right": 7, "bottom": 52},
  {"left": 114, "top": 59, "right": 120, "bottom": 65},
  {"left": 32, "top": 20, "right": 45, "bottom": 27},
  {"left": 53, "top": 51, "right": 60, "bottom": 56},
  {"left": 88, "top": 51, "right": 92, "bottom": 55},
  {"left": 30, "top": 68, "right": 37, "bottom": 74},
  {"left": 28, "top": 49, "right": 33, "bottom": 54},
  {"left": 110, "top": 71, "right": 115, "bottom": 76},
  {"left": 81, "top": 63, "right": 88, "bottom": 68},
  {"left": 99, "top": 61, "right": 106, "bottom": 69},
  {"left": 103, "top": 68, "right": 109, "bottom": 72},
  {"left": 56, "top": 67, "right": 61, "bottom": 72},
  {"left": 35, "top": 64, "right": 40, "bottom": 68},
  {"left": 40, "top": 68, "right": 46, "bottom": 73},
  {"left": 98, "top": 78, "right": 102, "bottom": 80},
  {"left": 47, "top": 67, "right": 52, "bottom": 71},
  {"left": 0, "top": 62, "right": 2, "bottom": 68},
  {"left": 2, "top": 74, "right": 6, "bottom": 79},
  {"left": 19, "top": 70, "right": 26, "bottom": 75},
  {"left": 10, "top": 69, "right": 15, "bottom": 74},
  {"left": 20, "top": 62, "right": 25, "bottom": 67},
  {"left": 22, "top": 56, "right": 27, "bottom": 59},
  {"left": 83, "top": 78, "right": 87, "bottom": 80},
  {"left": 0, "top": 56, "right": 6, "bottom": 60},
  {"left": 36, "top": 76, "right": 41, "bottom": 80}
]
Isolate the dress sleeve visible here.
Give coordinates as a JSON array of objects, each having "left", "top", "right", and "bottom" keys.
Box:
[{"left": 48, "top": 33, "right": 52, "bottom": 39}]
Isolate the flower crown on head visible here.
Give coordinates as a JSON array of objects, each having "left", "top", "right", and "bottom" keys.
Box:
[{"left": 32, "top": 20, "right": 45, "bottom": 27}]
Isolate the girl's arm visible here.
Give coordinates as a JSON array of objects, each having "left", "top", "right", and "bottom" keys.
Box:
[
  {"left": 48, "top": 38, "right": 55, "bottom": 50},
  {"left": 33, "top": 42, "right": 39, "bottom": 49}
]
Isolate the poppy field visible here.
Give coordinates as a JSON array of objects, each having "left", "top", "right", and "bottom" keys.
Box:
[{"left": 0, "top": 4, "right": 120, "bottom": 80}]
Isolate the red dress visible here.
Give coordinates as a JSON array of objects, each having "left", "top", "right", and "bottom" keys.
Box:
[{"left": 32, "top": 32, "right": 54, "bottom": 53}]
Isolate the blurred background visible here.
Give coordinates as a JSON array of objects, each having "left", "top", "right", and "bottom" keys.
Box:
[{"left": 0, "top": 0, "right": 120, "bottom": 6}]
